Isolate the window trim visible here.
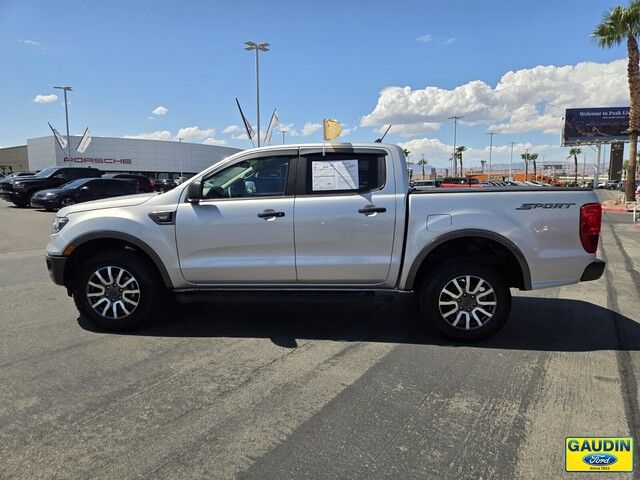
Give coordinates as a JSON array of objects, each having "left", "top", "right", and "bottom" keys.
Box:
[
  {"left": 295, "top": 153, "right": 387, "bottom": 196},
  {"left": 196, "top": 154, "right": 298, "bottom": 203}
]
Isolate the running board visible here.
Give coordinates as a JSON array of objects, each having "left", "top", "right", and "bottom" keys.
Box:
[{"left": 173, "top": 289, "right": 396, "bottom": 304}]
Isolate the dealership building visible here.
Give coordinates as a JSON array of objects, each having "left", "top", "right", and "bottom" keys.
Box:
[{"left": 0, "top": 135, "right": 242, "bottom": 178}]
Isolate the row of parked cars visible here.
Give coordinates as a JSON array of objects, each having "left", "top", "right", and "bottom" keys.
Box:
[
  {"left": 410, "top": 177, "right": 559, "bottom": 190},
  {"left": 0, "top": 167, "right": 180, "bottom": 211}
]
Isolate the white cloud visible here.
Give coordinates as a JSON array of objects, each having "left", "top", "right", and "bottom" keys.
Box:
[
  {"left": 362, "top": 59, "right": 629, "bottom": 136},
  {"left": 232, "top": 133, "right": 250, "bottom": 141},
  {"left": 300, "top": 122, "right": 321, "bottom": 136},
  {"left": 440, "top": 37, "right": 456, "bottom": 45},
  {"left": 176, "top": 126, "right": 215, "bottom": 140},
  {"left": 18, "top": 39, "right": 43, "bottom": 48},
  {"left": 202, "top": 137, "right": 226, "bottom": 145},
  {"left": 32, "top": 94, "right": 57, "bottom": 104},
  {"left": 385, "top": 122, "right": 440, "bottom": 137},
  {"left": 416, "top": 34, "right": 432, "bottom": 43},
  {"left": 123, "top": 130, "right": 173, "bottom": 141},
  {"left": 151, "top": 105, "right": 168, "bottom": 116},
  {"left": 223, "top": 125, "right": 241, "bottom": 134}
]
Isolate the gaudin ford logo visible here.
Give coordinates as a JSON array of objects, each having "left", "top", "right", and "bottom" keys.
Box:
[
  {"left": 565, "top": 437, "right": 633, "bottom": 472},
  {"left": 64, "top": 157, "right": 132, "bottom": 165},
  {"left": 516, "top": 202, "right": 576, "bottom": 210}
]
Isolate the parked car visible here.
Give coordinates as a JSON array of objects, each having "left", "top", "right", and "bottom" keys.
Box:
[
  {"left": 603, "top": 180, "right": 619, "bottom": 190},
  {"left": 154, "top": 178, "right": 178, "bottom": 192},
  {"left": 0, "top": 166, "right": 101, "bottom": 207},
  {"left": 30, "top": 178, "right": 137, "bottom": 211},
  {"left": 45, "top": 143, "right": 604, "bottom": 342},
  {"left": 411, "top": 180, "right": 436, "bottom": 190},
  {"left": 439, "top": 177, "right": 482, "bottom": 188},
  {"left": 102, "top": 173, "right": 154, "bottom": 193}
]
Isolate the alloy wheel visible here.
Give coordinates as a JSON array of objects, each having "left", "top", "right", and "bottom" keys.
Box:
[
  {"left": 438, "top": 275, "right": 497, "bottom": 330},
  {"left": 85, "top": 266, "right": 141, "bottom": 320}
]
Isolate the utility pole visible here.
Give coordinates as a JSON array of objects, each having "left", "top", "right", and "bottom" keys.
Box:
[
  {"left": 244, "top": 41, "right": 270, "bottom": 147},
  {"left": 487, "top": 132, "right": 496, "bottom": 180},
  {"left": 509, "top": 141, "right": 515, "bottom": 181},
  {"left": 280, "top": 128, "right": 287, "bottom": 144},
  {"left": 449, "top": 115, "right": 462, "bottom": 176},
  {"left": 53, "top": 85, "right": 73, "bottom": 160}
]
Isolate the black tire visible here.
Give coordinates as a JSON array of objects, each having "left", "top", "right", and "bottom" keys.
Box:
[
  {"left": 58, "top": 197, "right": 76, "bottom": 208},
  {"left": 12, "top": 198, "right": 29, "bottom": 207},
  {"left": 73, "top": 250, "right": 161, "bottom": 330},
  {"left": 419, "top": 260, "right": 511, "bottom": 342}
]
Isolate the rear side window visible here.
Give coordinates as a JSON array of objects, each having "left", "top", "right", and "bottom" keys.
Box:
[{"left": 303, "top": 153, "right": 385, "bottom": 194}]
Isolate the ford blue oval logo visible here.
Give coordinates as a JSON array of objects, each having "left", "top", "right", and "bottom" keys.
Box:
[{"left": 582, "top": 453, "right": 617, "bottom": 465}]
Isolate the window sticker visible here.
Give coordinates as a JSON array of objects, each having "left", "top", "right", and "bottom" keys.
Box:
[{"left": 311, "top": 160, "right": 359, "bottom": 191}]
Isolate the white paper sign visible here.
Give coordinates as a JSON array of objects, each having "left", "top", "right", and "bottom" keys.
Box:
[{"left": 311, "top": 160, "right": 359, "bottom": 191}]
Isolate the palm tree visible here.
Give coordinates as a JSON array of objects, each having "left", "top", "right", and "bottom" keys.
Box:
[
  {"left": 568, "top": 147, "right": 582, "bottom": 185},
  {"left": 521, "top": 153, "right": 530, "bottom": 179},
  {"left": 592, "top": 2, "right": 640, "bottom": 200},
  {"left": 417, "top": 157, "right": 428, "bottom": 179},
  {"left": 455, "top": 146, "right": 467, "bottom": 176},
  {"left": 403, "top": 148, "right": 411, "bottom": 158}
]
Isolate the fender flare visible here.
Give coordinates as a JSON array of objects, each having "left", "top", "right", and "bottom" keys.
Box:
[
  {"left": 68, "top": 231, "right": 173, "bottom": 289},
  {"left": 403, "top": 229, "right": 532, "bottom": 290}
]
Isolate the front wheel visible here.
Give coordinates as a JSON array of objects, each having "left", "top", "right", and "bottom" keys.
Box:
[
  {"left": 58, "top": 197, "right": 76, "bottom": 208},
  {"left": 420, "top": 261, "right": 511, "bottom": 342},
  {"left": 73, "top": 250, "right": 160, "bottom": 330}
]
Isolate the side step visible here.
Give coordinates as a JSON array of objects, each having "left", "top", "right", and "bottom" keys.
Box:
[{"left": 174, "top": 289, "right": 397, "bottom": 304}]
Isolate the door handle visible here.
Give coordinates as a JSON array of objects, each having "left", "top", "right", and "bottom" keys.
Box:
[
  {"left": 358, "top": 205, "right": 386, "bottom": 215},
  {"left": 257, "top": 209, "right": 285, "bottom": 219}
]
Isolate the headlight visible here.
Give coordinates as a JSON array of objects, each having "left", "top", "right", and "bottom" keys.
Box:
[
  {"left": 52, "top": 217, "right": 69, "bottom": 234},
  {"left": 45, "top": 192, "right": 56, "bottom": 197}
]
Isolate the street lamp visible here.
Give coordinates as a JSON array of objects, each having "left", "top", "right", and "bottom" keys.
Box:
[
  {"left": 449, "top": 115, "right": 462, "bottom": 176},
  {"left": 244, "top": 41, "right": 269, "bottom": 147},
  {"left": 279, "top": 128, "right": 287, "bottom": 144},
  {"left": 487, "top": 132, "right": 496, "bottom": 179},
  {"left": 177, "top": 137, "right": 183, "bottom": 179},
  {"left": 53, "top": 85, "right": 72, "bottom": 160}
]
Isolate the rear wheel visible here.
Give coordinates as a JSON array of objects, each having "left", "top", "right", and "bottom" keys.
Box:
[
  {"left": 73, "top": 250, "right": 160, "bottom": 330},
  {"left": 420, "top": 261, "right": 511, "bottom": 342}
]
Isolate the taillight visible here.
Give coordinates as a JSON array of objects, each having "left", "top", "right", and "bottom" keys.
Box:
[{"left": 579, "top": 203, "right": 602, "bottom": 253}]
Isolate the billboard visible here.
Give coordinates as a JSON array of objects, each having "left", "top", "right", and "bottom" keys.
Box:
[{"left": 562, "top": 107, "right": 629, "bottom": 145}]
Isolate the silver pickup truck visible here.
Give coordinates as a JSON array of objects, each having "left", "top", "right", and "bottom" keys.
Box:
[{"left": 45, "top": 143, "right": 605, "bottom": 341}]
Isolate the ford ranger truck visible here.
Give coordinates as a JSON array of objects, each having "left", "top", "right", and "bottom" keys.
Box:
[{"left": 45, "top": 144, "right": 605, "bottom": 341}]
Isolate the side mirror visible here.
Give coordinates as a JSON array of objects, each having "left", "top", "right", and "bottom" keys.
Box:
[
  {"left": 187, "top": 180, "right": 202, "bottom": 203},
  {"left": 53, "top": 174, "right": 66, "bottom": 180},
  {"left": 80, "top": 186, "right": 89, "bottom": 191}
]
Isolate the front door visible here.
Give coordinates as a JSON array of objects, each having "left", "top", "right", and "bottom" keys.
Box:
[
  {"left": 294, "top": 151, "right": 397, "bottom": 285},
  {"left": 176, "top": 154, "right": 297, "bottom": 285}
]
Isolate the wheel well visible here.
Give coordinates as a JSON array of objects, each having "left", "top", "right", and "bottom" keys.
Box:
[
  {"left": 63, "top": 238, "right": 167, "bottom": 294},
  {"left": 411, "top": 236, "right": 527, "bottom": 290}
]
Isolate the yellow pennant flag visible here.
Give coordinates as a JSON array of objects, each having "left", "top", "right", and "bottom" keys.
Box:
[{"left": 323, "top": 118, "right": 342, "bottom": 141}]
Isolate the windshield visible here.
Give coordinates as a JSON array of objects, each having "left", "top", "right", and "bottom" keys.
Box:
[
  {"left": 33, "top": 167, "right": 59, "bottom": 178},
  {"left": 62, "top": 179, "right": 91, "bottom": 189}
]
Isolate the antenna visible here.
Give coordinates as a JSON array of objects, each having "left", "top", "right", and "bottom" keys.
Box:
[{"left": 374, "top": 125, "right": 392, "bottom": 143}]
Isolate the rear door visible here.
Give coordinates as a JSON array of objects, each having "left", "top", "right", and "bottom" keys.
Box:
[{"left": 293, "top": 149, "right": 397, "bottom": 285}]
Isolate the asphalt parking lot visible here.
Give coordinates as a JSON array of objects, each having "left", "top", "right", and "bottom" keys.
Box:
[{"left": 1, "top": 191, "right": 639, "bottom": 479}]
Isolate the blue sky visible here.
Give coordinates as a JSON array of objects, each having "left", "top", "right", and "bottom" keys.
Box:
[{"left": 0, "top": 0, "right": 629, "bottom": 168}]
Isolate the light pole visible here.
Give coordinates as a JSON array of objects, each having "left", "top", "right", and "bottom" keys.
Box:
[
  {"left": 509, "top": 141, "right": 515, "bottom": 181},
  {"left": 53, "top": 85, "right": 72, "bottom": 159},
  {"left": 487, "top": 132, "right": 496, "bottom": 179},
  {"left": 244, "top": 41, "right": 269, "bottom": 147},
  {"left": 280, "top": 128, "right": 287, "bottom": 145},
  {"left": 449, "top": 115, "right": 462, "bottom": 176},
  {"left": 177, "top": 137, "right": 183, "bottom": 178}
]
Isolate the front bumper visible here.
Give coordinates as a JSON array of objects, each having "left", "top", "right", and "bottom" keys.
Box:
[
  {"left": 31, "top": 197, "right": 57, "bottom": 209},
  {"left": 580, "top": 259, "right": 606, "bottom": 282},
  {"left": 45, "top": 254, "right": 67, "bottom": 286},
  {"left": 0, "top": 191, "right": 26, "bottom": 203}
]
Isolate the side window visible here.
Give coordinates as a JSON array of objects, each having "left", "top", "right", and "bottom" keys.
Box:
[
  {"left": 304, "top": 153, "right": 385, "bottom": 194},
  {"left": 201, "top": 156, "right": 291, "bottom": 199},
  {"left": 55, "top": 169, "right": 71, "bottom": 180}
]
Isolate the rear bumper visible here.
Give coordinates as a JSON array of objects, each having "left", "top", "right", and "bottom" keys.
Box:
[
  {"left": 46, "top": 254, "right": 67, "bottom": 286},
  {"left": 580, "top": 259, "right": 606, "bottom": 282}
]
